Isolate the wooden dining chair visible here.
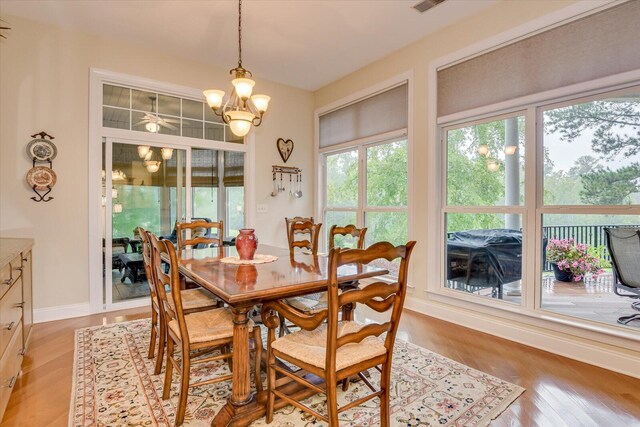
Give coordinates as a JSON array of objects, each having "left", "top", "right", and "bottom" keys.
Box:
[
  {"left": 329, "top": 224, "right": 367, "bottom": 251},
  {"left": 139, "top": 228, "right": 166, "bottom": 375},
  {"left": 142, "top": 230, "right": 222, "bottom": 375},
  {"left": 262, "top": 240, "right": 416, "bottom": 426},
  {"left": 175, "top": 219, "right": 226, "bottom": 302},
  {"left": 283, "top": 225, "right": 368, "bottom": 318},
  {"left": 176, "top": 219, "right": 224, "bottom": 251},
  {"left": 149, "top": 234, "right": 263, "bottom": 426},
  {"left": 285, "top": 216, "right": 322, "bottom": 255}
]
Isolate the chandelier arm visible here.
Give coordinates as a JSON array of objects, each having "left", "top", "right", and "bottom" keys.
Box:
[{"left": 251, "top": 113, "right": 264, "bottom": 127}]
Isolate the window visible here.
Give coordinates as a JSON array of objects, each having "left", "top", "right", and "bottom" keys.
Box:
[
  {"left": 539, "top": 90, "right": 640, "bottom": 325},
  {"left": 440, "top": 85, "right": 640, "bottom": 330},
  {"left": 323, "top": 138, "right": 408, "bottom": 273},
  {"left": 318, "top": 82, "right": 409, "bottom": 263},
  {"left": 443, "top": 114, "right": 526, "bottom": 303},
  {"left": 102, "top": 84, "right": 243, "bottom": 143}
]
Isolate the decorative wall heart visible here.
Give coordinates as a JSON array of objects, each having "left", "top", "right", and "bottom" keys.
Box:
[{"left": 276, "top": 138, "right": 294, "bottom": 163}]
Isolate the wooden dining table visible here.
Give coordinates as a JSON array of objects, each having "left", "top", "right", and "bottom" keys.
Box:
[{"left": 174, "top": 244, "right": 388, "bottom": 427}]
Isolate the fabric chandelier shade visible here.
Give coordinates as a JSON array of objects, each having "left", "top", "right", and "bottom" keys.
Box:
[
  {"left": 319, "top": 83, "right": 408, "bottom": 149},
  {"left": 437, "top": 1, "right": 640, "bottom": 117}
]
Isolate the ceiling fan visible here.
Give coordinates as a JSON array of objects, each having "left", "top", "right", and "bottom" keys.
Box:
[{"left": 135, "top": 96, "right": 179, "bottom": 133}]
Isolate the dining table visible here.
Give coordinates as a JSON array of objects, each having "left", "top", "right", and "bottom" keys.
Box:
[{"left": 174, "top": 244, "right": 388, "bottom": 427}]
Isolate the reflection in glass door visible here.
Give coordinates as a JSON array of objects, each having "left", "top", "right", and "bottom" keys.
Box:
[{"left": 104, "top": 141, "right": 185, "bottom": 305}]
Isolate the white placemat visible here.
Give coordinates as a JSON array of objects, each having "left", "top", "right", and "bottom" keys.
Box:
[{"left": 220, "top": 254, "right": 278, "bottom": 265}]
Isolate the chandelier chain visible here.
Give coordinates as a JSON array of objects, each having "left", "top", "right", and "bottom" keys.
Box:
[{"left": 238, "top": 0, "right": 242, "bottom": 68}]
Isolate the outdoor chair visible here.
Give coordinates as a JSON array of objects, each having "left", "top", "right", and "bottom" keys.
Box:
[{"left": 604, "top": 227, "right": 640, "bottom": 325}]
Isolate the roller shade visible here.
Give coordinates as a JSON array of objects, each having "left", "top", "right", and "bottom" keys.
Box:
[
  {"left": 437, "top": 1, "right": 640, "bottom": 117},
  {"left": 191, "top": 149, "right": 218, "bottom": 188},
  {"left": 319, "top": 83, "right": 408, "bottom": 148},
  {"left": 223, "top": 151, "right": 245, "bottom": 187}
]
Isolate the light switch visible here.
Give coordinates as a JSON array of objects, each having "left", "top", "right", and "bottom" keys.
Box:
[{"left": 257, "top": 204, "right": 268, "bottom": 213}]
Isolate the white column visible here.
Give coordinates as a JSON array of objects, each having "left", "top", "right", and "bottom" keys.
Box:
[{"left": 505, "top": 118, "right": 520, "bottom": 230}]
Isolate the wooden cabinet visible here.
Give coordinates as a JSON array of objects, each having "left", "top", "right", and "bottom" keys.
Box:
[{"left": 0, "top": 239, "right": 33, "bottom": 420}]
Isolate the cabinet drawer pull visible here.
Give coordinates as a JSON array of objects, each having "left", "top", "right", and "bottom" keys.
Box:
[
  {"left": 5, "top": 321, "right": 15, "bottom": 331},
  {"left": 15, "top": 267, "right": 23, "bottom": 272},
  {"left": 22, "top": 257, "right": 28, "bottom": 262},
  {"left": 16, "top": 301, "right": 25, "bottom": 308},
  {"left": 19, "top": 348, "right": 26, "bottom": 356},
  {"left": 5, "top": 376, "right": 17, "bottom": 389},
  {"left": 2, "top": 279, "right": 11, "bottom": 285}
]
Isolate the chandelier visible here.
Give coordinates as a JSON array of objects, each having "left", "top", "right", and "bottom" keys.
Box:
[{"left": 203, "top": 0, "right": 270, "bottom": 137}]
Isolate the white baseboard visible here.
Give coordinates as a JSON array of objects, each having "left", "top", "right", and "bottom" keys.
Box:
[
  {"left": 405, "top": 298, "right": 640, "bottom": 379},
  {"left": 33, "top": 302, "right": 92, "bottom": 323}
]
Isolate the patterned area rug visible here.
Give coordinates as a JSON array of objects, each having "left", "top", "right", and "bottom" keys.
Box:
[{"left": 70, "top": 319, "right": 524, "bottom": 426}]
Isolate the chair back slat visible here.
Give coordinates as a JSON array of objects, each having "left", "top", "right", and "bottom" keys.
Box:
[
  {"left": 335, "top": 322, "right": 391, "bottom": 348},
  {"left": 324, "top": 240, "right": 416, "bottom": 371},
  {"left": 363, "top": 295, "right": 397, "bottom": 313},
  {"left": 605, "top": 227, "right": 640, "bottom": 288},
  {"left": 338, "top": 281, "right": 399, "bottom": 306},
  {"left": 286, "top": 217, "right": 322, "bottom": 255},
  {"left": 176, "top": 219, "right": 224, "bottom": 251},
  {"left": 329, "top": 224, "right": 367, "bottom": 250}
]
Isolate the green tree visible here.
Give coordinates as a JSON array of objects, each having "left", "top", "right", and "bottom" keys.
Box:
[{"left": 545, "top": 97, "right": 640, "bottom": 204}]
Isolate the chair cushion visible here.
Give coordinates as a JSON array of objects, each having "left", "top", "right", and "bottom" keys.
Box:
[
  {"left": 168, "top": 308, "right": 253, "bottom": 343},
  {"left": 271, "top": 321, "right": 386, "bottom": 371},
  {"left": 284, "top": 292, "right": 328, "bottom": 314},
  {"left": 167, "top": 288, "right": 219, "bottom": 311}
]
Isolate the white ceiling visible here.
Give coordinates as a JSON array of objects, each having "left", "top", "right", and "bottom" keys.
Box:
[{"left": 0, "top": 0, "right": 498, "bottom": 91}]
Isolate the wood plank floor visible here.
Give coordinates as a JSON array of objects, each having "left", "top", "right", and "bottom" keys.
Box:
[{"left": 2, "top": 306, "right": 639, "bottom": 426}]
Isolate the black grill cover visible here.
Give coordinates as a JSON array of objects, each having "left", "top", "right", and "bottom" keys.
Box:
[{"left": 447, "top": 229, "right": 522, "bottom": 287}]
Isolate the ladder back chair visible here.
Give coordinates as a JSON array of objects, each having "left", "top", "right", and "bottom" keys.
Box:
[
  {"left": 175, "top": 219, "right": 225, "bottom": 302},
  {"left": 285, "top": 216, "right": 322, "bottom": 255},
  {"left": 262, "top": 240, "right": 416, "bottom": 426},
  {"left": 604, "top": 227, "right": 640, "bottom": 325},
  {"left": 329, "top": 224, "right": 367, "bottom": 251},
  {"left": 176, "top": 219, "right": 224, "bottom": 251},
  {"left": 143, "top": 231, "right": 222, "bottom": 375},
  {"left": 139, "top": 228, "right": 167, "bottom": 375},
  {"left": 149, "top": 234, "right": 263, "bottom": 426},
  {"left": 283, "top": 225, "right": 368, "bottom": 319}
]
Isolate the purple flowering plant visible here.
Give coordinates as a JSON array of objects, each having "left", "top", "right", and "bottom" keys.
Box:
[{"left": 546, "top": 238, "right": 605, "bottom": 282}]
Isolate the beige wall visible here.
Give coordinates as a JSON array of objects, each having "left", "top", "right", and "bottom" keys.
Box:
[
  {"left": 314, "top": 0, "right": 578, "bottom": 298},
  {"left": 0, "top": 15, "right": 314, "bottom": 311}
]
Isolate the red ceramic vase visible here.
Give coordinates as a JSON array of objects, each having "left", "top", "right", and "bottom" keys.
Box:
[{"left": 236, "top": 228, "right": 258, "bottom": 260}]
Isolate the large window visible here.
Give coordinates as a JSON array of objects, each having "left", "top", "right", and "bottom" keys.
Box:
[
  {"left": 318, "top": 82, "right": 410, "bottom": 275},
  {"left": 440, "top": 86, "right": 640, "bottom": 330},
  {"left": 324, "top": 139, "right": 408, "bottom": 246},
  {"left": 444, "top": 114, "right": 525, "bottom": 303}
]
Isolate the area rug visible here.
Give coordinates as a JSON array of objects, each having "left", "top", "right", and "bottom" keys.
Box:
[{"left": 69, "top": 319, "right": 524, "bottom": 426}]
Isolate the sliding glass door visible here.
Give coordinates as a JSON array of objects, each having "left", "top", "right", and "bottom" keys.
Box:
[{"left": 102, "top": 139, "right": 245, "bottom": 309}]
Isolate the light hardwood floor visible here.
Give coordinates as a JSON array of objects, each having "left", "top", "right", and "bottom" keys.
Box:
[{"left": 2, "top": 306, "right": 639, "bottom": 426}]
